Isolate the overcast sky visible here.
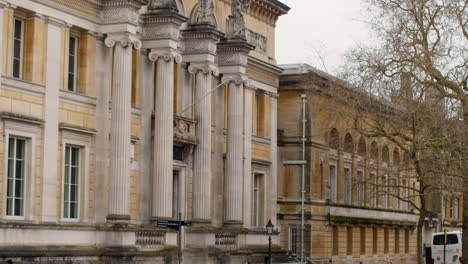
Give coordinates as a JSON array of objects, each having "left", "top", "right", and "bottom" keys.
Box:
[{"left": 275, "top": 0, "right": 369, "bottom": 74}]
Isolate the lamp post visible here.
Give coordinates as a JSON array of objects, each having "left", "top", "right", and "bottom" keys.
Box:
[{"left": 266, "top": 219, "right": 274, "bottom": 264}]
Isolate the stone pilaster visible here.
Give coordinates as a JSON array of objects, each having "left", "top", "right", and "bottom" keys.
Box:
[
  {"left": 217, "top": 37, "right": 254, "bottom": 225},
  {"left": 269, "top": 93, "right": 279, "bottom": 226},
  {"left": 182, "top": 23, "right": 223, "bottom": 223},
  {"left": 0, "top": 1, "right": 8, "bottom": 93},
  {"left": 94, "top": 35, "right": 112, "bottom": 223},
  {"left": 40, "top": 17, "right": 66, "bottom": 223},
  {"left": 212, "top": 77, "right": 224, "bottom": 227},
  {"left": 243, "top": 85, "right": 254, "bottom": 228},
  {"left": 149, "top": 49, "right": 182, "bottom": 219},
  {"left": 105, "top": 34, "right": 141, "bottom": 220}
]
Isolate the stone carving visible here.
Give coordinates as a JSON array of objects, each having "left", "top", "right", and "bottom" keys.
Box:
[
  {"left": 188, "top": 63, "right": 219, "bottom": 76},
  {"left": 245, "top": 29, "right": 267, "bottom": 53},
  {"left": 149, "top": 0, "right": 178, "bottom": 10},
  {"left": 228, "top": 0, "right": 250, "bottom": 38},
  {"left": 197, "top": 0, "right": 214, "bottom": 24},
  {"left": 221, "top": 73, "right": 248, "bottom": 86},
  {"left": 173, "top": 116, "right": 197, "bottom": 144},
  {"left": 104, "top": 34, "right": 142, "bottom": 49},
  {"left": 148, "top": 49, "right": 183, "bottom": 63},
  {"left": 102, "top": 6, "right": 139, "bottom": 24}
]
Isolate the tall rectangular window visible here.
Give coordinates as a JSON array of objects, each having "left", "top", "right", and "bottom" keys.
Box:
[
  {"left": 7, "top": 137, "right": 26, "bottom": 217},
  {"left": 384, "top": 228, "right": 389, "bottom": 254},
  {"left": 253, "top": 174, "right": 263, "bottom": 226},
  {"left": 404, "top": 229, "right": 409, "bottom": 253},
  {"left": 346, "top": 226, "right": 353, "bottom": 255},
  {"left": 289, "top": 224, "right": 297, "bottom": 255},
  {"left": 172, "top": 171, "right": 179, "bottom": 219},
  {"left": 372, "top": 227, "right": 378, "bottom": 255},
  {"left": 381, "top": 175, "right": 387, "bottom": 208},
  {"left": 357, "top": 171, "right": 364, "bottom": 206},
  {"left": 395, "top": 229, "right": 400, "bottom": 253},
  {"left": 370, "top": 173, "right": 376, "bottom": 207},
  {"left": 12, "top": 18, "right": 24, "bottom": 79},
  {"left": 329, "top": 165, "right": 336, "bottom": 202},
  {"left": 68, "top": 36, "right": 78, "bottom": 92},
  {"left": 360, "top": 227, "right": 366, "bottom": 255},
  {"left": 343, "top": 168, "right": 351, "bottom": 204},
  {"left": 392, "top": 177, "right": 398, "bottom": 209},
  {"left": 253, "top": 94, "right": 258, "bottom": 135},
  {"left": 63, "top": 145, "right": 80, "bottom": 219},
  {"left": 450, "top": 198, "right": 454, "bottom": 219},
  {"left": 402, "top": 180, "right": 408, "bottom": 210},
  {"left": 332, "top": 226, "right": 339, "bottom": 256}
]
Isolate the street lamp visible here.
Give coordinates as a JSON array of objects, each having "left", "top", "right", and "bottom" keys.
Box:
[{"left": 266, "top": 219, "right": 274, "bottom": 264}]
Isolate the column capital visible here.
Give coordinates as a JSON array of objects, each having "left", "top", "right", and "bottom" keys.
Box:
[
  {"left": 222, "top": 73, "right": 248, "bottom": 86},
  {"left": 148, "top": 48, "right": 182, "bottom": 63},
  {"left": 105, "top": 33, "right": 142, "bottom": 49},
  {"left": 188, "top": 62, "right": 219, "bottom": 76}
]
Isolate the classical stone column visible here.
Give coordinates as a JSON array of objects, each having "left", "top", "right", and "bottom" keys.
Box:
[
  {"left": 224, "top": 74, "right": 247, "bottom": 224},
  {"left": 149, "top": 49, "right": 182, "bottom": 219},
  {"left": 188, "top": 63, "right": 218, "bottom": 222},
  {"left": 105, "top": 34, "right": 141, "bottom": 220}
]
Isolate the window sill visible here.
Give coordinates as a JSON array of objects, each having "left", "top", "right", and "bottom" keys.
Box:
[
  {"left": 2, "top": 76, "right": 45, "bottom": 95},
  {"left": 59, "top": 89, "right": 96, "bottom": 107}
]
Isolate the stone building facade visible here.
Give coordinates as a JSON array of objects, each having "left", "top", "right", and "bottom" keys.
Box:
[
  {"left": 0, "top": 0, "right": 289, "bottom": 263},
  {"left": 277, "top": 64, "right": 444, "bottom": 264}
]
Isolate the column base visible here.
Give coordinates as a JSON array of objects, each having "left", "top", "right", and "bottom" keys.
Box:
[
  {"left": 223, "top": 220, "right": 243, "bottom": 227},
  {"left": 106, "top": 214, "right": 131, "bottom": 223},
  {"left": 191, "top": 219, "right": 211, "bottom": 227}
]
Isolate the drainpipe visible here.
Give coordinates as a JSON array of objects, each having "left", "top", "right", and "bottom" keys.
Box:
[{"left": 300, "top": 94, "right": 307, "bottom": 264}]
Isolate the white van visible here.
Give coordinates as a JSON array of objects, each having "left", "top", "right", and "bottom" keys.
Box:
[{"left": 432, "top": 231, "right": 462, "bottom": 264}]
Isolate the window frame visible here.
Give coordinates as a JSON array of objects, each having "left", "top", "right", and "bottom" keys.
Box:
[
  {"left": 12, "top": 17, "right": 24, "bottom": 79},
  {"left": 289, "top": 224, "right": 297, "bottom": 255},
  {"left": 67, "top": 35, "right": 79, "bottom": 92},
  {"left": 329, "top": 163, "right": 337, "bottom": 202},
  {"left": 6, "top": 136, "right": 26, "bottom": 218},
  {"left": 60, "top": 128, "right": 91, "bottom": 223},
  {"left": 253, "top": 93, "right": 258, "bottom": 136},
  {"left": 2, "top": 119, "right": 39, "bottom": 221},
  {"left": 62, "top": 144, "right": 81, "bottom": 220},
  {"left": 343, "top": 167, "right": 351, "bottom": 204},
  {"left": 252, "top": 172, "right": 265, "bottom": 227},
  {"left": 370, "top": 172, "right": 376, "bottom": 207}
]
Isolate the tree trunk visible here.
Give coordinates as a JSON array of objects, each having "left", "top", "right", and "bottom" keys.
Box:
[
  {"left": 462, "top": 102, "right": 468, "bottom": 264},
  {"left": 417, "top": 211, "right": 425, "bottom": 264}
]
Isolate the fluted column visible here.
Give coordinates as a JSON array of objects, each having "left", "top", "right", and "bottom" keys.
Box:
[
  {"left": 188, "top": 63, "right": 218, "bottom": 222},
  {"left": 224, "top": 74, "right": 247, "bottom": 224},
  {"left": 150, "top": 49, "right": 181, "bottom": 219},
  {"left": 105, "top": 35, "right": 141, "bottom": 220}
]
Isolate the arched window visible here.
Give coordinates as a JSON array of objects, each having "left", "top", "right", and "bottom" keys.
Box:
[
  {"left": 370, "top": 141, "right": 378, "bottom": 159},
  {"left": 329, "top": 128, "right": 339, "bottom": 149},
  {"left": 344, "top": 133, "right": 353, "bottom": 153},
  {"left": 382, "top": 145, "right": 389, "bottom": 162},
  {"left": 357, "top": 137, "right": 366, "bottom": 156}
]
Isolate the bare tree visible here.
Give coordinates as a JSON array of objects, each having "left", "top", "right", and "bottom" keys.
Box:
[{"left": 335, "top": 0, "right": 468, "bottom": 262}]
